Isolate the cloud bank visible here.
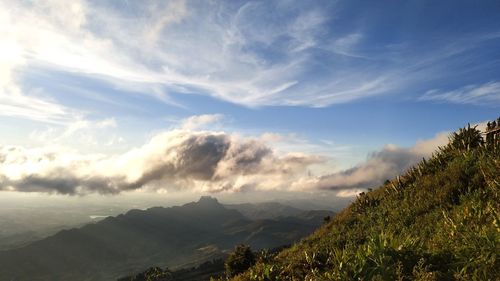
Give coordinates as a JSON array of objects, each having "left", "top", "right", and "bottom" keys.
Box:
[
  {"left": 0, "top": 130, "right": 322, "bottom": 195},
  {"left": 0, "top": 128, "right": 449, "bottom": 195},
  {"left": 313, "top": 133, "right": 449, "bottom": 191}
]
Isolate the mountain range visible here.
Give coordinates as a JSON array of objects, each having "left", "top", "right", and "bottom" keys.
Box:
[{"left": 0, "top": 196, "right": 332, "bottom": 281}]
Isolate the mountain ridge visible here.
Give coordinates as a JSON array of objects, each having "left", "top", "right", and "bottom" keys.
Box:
[{"left": 0, "top": 196, "right": 332, "bottom": 281}]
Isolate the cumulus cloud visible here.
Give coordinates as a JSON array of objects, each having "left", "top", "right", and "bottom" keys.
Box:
[
  {"left": 308, "top": 132, "right": 450, "bottom": 191},
  {"left": 0, "top": 130, "right": 323, "bottom": 195},
  {"left": 0, "top": 127, "right": 453, "bottom": 196}
]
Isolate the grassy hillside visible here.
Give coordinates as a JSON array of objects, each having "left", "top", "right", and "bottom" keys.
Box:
[{"left": 230, "top": 125, "right": 499, "bottom": 281}]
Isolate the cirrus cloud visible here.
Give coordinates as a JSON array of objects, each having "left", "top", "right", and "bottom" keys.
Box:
[
  {"left": 3, "top": 0, "right": 496, "bottom": 124},
  {"left": 420, "top": 81, "right": 500, "bottom": 105}
]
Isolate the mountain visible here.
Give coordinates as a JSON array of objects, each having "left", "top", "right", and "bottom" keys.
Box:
[
  {"left": 224, "top": 202, "right": 304, "bottom": 220},
  {"left": 227, "top": 125, "right": 500, "bottom": 280},
  {"left": 0, "top": 196, "right": 331, "bottom": 281}
]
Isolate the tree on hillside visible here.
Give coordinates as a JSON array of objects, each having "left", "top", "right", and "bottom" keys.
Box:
[
  {"left": 224, "top": 244, "right": 256, "bottom": 278},
  {"left": 118, "top": 267, "right": 172, "bottom": 281}
]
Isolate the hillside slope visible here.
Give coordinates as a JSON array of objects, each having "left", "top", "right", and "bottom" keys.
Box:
[{"left": 231, "top": 126, "right": 499, "bottom": 280}]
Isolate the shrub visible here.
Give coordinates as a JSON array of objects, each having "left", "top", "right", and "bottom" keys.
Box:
[{"left": 225, "top": 245, "right": 256, "bottom": 278}]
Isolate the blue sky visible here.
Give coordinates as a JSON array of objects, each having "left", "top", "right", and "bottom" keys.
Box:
[{"left": 0, "top": 0, "right": 499, "bottom": 197}]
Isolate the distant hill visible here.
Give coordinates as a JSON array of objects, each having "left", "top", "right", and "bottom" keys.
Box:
[
  {"left": 0, "top": 196, "right": 332, "bottom": 281},
  {"left": 228, "top": 125, "right": 500, "bottom": 280},
  {"left": 224, "top": 202, "right": 304, "bottom": 220}
]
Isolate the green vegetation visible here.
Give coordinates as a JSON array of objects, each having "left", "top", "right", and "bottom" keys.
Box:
[
  {"left": 228, "top": 125, "right": 499, "bottom": 280},
  {"left": 225, "top": 245, "right": 256, "bottom": 278},
  {"left": 118, "top": 259, "right": 225, "bottom": 281},
  {"left": 119, "top": 267, "right": 171, "bottom": 281}
]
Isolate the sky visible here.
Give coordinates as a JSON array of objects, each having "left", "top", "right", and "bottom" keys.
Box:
[{"left": 0, "top": 0, "right": 499, "bottom": 202}]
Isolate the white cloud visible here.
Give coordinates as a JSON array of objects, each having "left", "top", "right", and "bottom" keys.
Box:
[
  {"left": 0, "top": 90, "right": 75, "bottom": 124},
  {"left": 0, "top": 129, "right": 323, "bottom": 194},
  {"left": 0, "top": 0, "right": 98, "bottom": 123},
  {"left": 29, "top": 118, "right": 119, "bottom": 149},
  {"left": 60, "top": 118, "right": 116, "bottom": 139},
  {"left": 0, "top": 0, "right": 457, "bottom": 114},
  {"left": 330, "top": 33, "right": 365, "bottom": 58},
  {"left": 181, "top": 114, "right": 224, "bottom": 130},
  {"left": 0, "top": 127, "right": 453, "bottom": 195},
  {"left": 420, "top": 81, "right": 500, "bottom": 105},
  {"left": 1, "top": 0, "right": 495, "bottom": 127},
  {"left": 144, "top": 0, "right": 188, "bottom": 45},
  {"left": 0, "top": 4, "right": 76, "bottom": 124},
  {"left": 336, "top": 189, "right": 365, "bottom": 198},
  {"left": 301, "top": 132, "right": 450, "bottom": 191}
]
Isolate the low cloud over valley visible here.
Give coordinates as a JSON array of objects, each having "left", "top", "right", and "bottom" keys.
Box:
[
  {"left": 0, "top": 127, "right": 449, "bottom": 195},
  {"left": 0, "top": 130, "right": 321, "bottom": 194}
]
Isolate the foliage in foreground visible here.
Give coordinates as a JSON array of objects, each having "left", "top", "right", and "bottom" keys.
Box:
[
  {"left": 118, "top": 259, "right": 225, "bottom": 281},
  {"left": 228, "top": 125, "right": 500, "bottom": 281},
  {"left": 225, "top": 245, "right": 256, "bottom": 278}
]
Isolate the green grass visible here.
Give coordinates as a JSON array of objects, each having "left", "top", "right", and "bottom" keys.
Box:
[{"left": 228, "top": 125, "right": 500, "bottom": 281}]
